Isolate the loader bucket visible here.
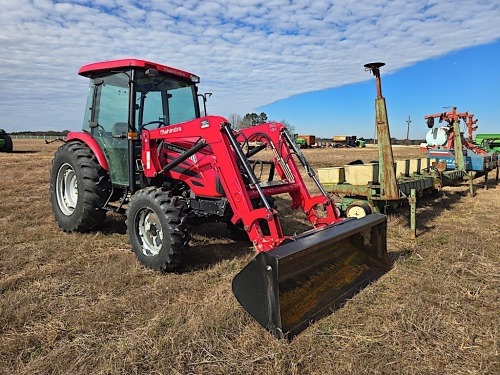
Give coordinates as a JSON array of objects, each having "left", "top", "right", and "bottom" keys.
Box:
[{"left": 232, "top": 213, "right": 389, "bottom": 340}]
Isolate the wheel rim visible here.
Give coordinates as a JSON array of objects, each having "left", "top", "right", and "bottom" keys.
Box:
[
  {"left": 56, "top": 163, "right": 78, "bottom": 216},
  {"left": 136, "top": 208, "right": 163, "bottom": 256}
]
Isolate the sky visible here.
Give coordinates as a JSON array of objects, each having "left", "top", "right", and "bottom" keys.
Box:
[{"left": 0, "top": 0, "right": 499, "bottom": 140}]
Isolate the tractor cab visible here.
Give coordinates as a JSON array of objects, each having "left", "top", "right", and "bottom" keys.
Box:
[{"left": 78, "top": 59, "right": 201, "bottom": 187}]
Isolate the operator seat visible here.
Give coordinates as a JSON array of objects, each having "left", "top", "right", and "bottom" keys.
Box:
[{"left": 112, "top": 122, "right": 128, "bottom": 138}]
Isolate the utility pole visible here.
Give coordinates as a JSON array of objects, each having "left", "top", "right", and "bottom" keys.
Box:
[{"left": 405, "top": 115, "right": 411, "bottom": 145}]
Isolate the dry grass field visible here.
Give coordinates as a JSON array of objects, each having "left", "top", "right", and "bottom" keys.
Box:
[{"left": 1, "top": 139, "right": 499, "bottom": 374}]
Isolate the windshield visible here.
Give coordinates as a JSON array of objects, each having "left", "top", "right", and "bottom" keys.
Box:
[{"left": 135, "top": 71, "right": 199, "bottom": 129}]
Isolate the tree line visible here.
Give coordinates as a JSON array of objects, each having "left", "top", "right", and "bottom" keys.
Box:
[
  {"left": 227, "top": 112, "right": 296, "bottom": 135},
  {"left": 9, "top": 130, "right": 70, "bottom": 136},
  {"left": 6, "top": 113, "right": 296, "bottom": 137},
  {"left": 7, "top": 125, "right": 424, "bottom": 144}
]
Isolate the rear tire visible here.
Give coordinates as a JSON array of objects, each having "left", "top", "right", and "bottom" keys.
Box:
[
  {"left": 127, "top": 188, "right": 190, "bottom": 272},
  {"left": 3, "top": 135, "right": 13, "bottom": 152},
  {"left": 50, "top": 141, "right": 111, "bottom": 232}
]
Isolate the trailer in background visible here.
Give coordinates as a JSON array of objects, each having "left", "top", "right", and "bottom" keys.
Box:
[{"left": 333, "top": 135, "right": 357, "bottom": 147}]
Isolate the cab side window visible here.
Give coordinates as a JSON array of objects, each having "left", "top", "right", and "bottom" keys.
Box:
[{"left": 95, "top": 77, "right": 129, "bottom": 133}]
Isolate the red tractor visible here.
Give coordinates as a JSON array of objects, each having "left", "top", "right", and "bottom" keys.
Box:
[{"left": 50, "top": 59, "right": 389, "bottom": 339}]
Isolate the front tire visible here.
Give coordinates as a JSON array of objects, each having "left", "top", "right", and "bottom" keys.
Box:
[
  {"left": 127, "top": 188, "right": 190, "bottom": 272},
  {"left": 50, "top": 141, "right": 111, "bottom": 232}
]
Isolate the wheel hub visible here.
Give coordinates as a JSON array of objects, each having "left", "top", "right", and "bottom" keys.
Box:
[{"left": 56, "top": 163, "right": 78, "bottom": 216}]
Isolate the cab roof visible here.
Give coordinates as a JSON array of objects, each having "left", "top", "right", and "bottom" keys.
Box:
[{"left": 78, "top": 59, "right": 198, "bottom": 81}]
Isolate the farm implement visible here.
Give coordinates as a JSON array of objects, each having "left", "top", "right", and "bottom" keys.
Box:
[
  {"left": 0, "top": 129, "right": 13, "bottom": 152},
  {"left": 318, "top": 63, "right": 499, "bottom": 238},
  {"left": 49, "top": 59, "right": 389, "bottom": 339},
  {"left": 423, "top": 108, "right": 499, "bottom": 188}
]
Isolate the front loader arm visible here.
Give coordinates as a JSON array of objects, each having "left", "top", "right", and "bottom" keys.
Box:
[
  {"left": 141, "top": 116, "right": 284, "bottom": 251},
  {"left": 141, "top": 116, "right": 341, "bottom": 252},
  {"left": 238, "top": 123, "right": 340, "bottom": 226}
]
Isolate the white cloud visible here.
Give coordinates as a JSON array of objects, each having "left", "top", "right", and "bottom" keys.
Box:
[{"left": 0, "top": 0, "right": 498, "bottom": 131}]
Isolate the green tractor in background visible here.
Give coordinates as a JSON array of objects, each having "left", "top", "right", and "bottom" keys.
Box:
[
  {"left": 474, "top": 134, "right": 500, "bottom": 153},
  {"left": 356, "top": 139, "right": 366, "bottom": 148},
  {"left": 294, "top": 137, "right": 308, "bottom": 149},
  {"left": 293, "top": 134, "right": 315, "bottom": 148},
  {"left": 0, "top": 129, "right": 13, "bottom": 152}
]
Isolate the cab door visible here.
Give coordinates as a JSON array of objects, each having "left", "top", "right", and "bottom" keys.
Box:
[{"left": 87, "top": 72, "right": 131, "bottom": 186}]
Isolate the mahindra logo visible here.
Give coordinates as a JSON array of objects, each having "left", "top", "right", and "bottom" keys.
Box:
[{"left": 159, "top": 126, "right": 182, "bottom": 135}]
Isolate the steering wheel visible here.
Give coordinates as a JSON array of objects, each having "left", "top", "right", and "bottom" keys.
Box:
[{"left": 141, "top": 121, "right": 168, "bottom": 130}]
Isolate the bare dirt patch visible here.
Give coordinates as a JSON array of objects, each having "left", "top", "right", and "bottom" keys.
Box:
[{"left": 1, "top": 140, "right": 498, "bottom": 374}]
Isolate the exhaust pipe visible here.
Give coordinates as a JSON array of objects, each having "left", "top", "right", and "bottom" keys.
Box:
[{"left": 232, "top": 213, "right": 389, "bottom": 340}]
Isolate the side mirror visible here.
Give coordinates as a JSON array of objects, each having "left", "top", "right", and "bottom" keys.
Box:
[{"left": 426, "top": 117, "right": 434, "bottom": 128}]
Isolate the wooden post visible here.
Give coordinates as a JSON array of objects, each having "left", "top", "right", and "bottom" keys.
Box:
[{"left": 409, "top": 188, "right": 417, "bottom": 239}]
